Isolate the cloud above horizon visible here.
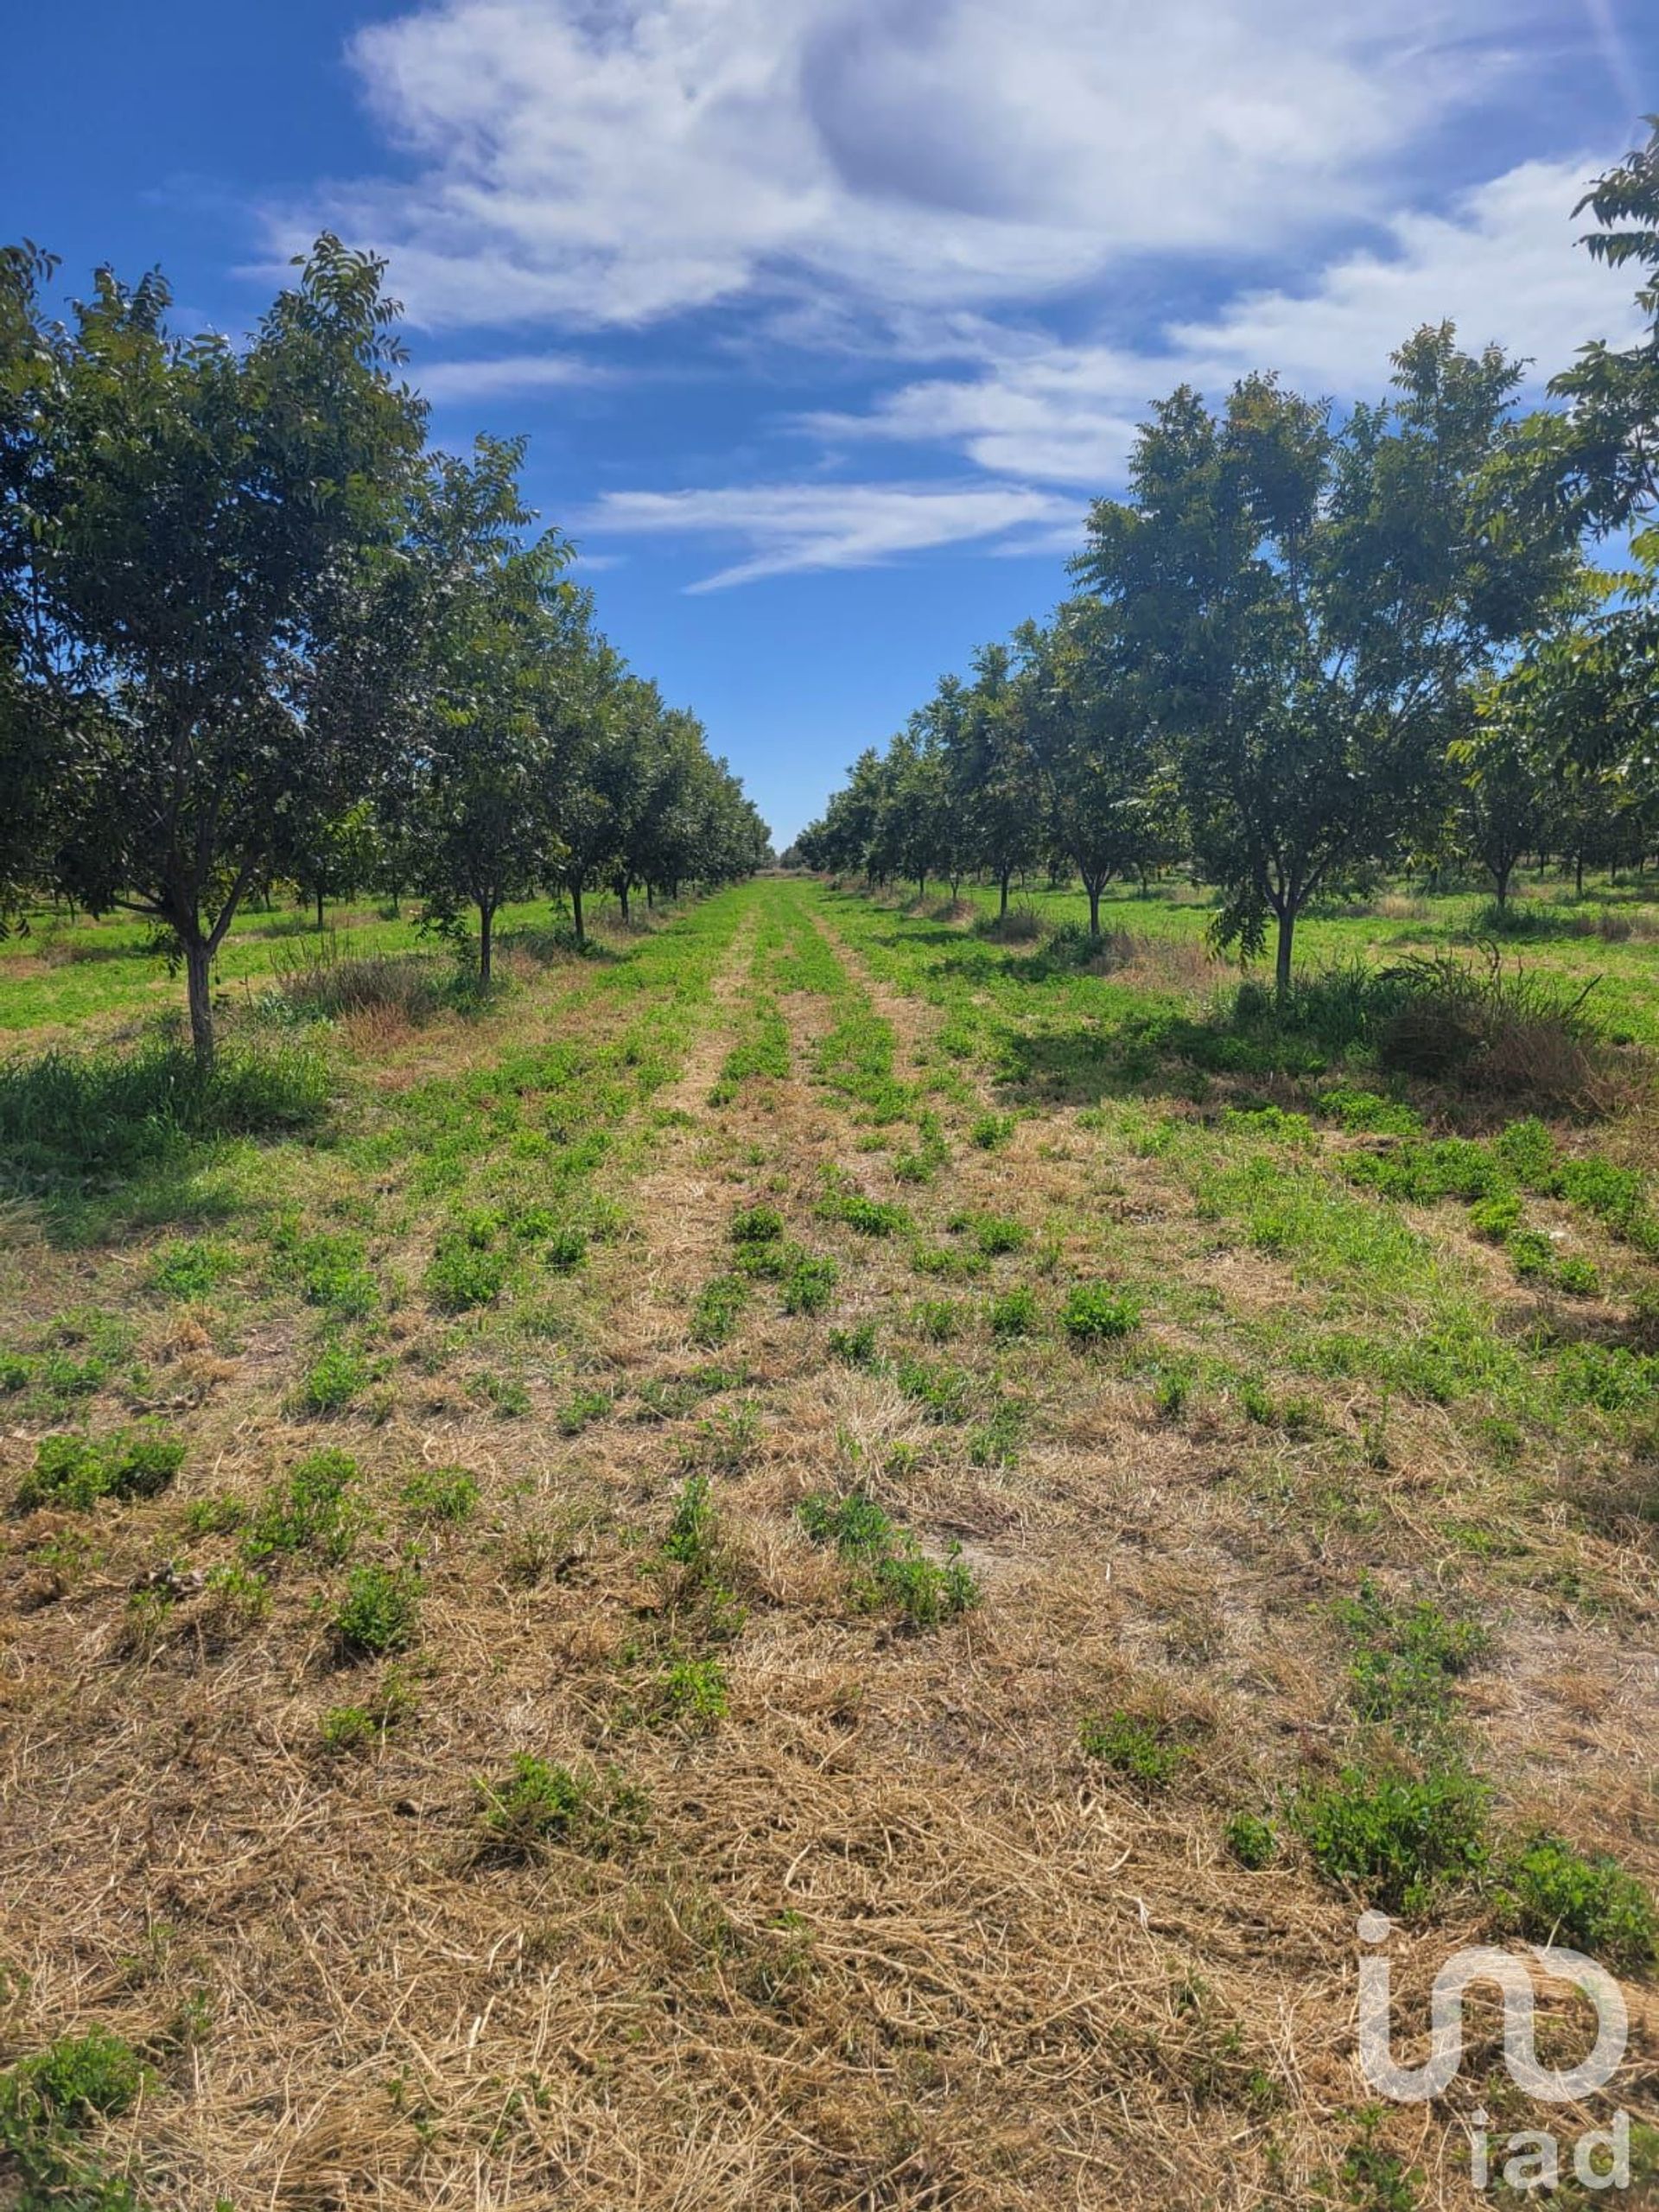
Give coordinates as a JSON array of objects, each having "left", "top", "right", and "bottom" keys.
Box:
[
  {"left": 308, "top": 0, "right": 1529, "bottom": 330},
  {"left": 264, "top": 0, "right": 1650, "bottom": 586},
  {"left": 573, "top": 480, "right": 1084, "bottom": 591},
  {"left": 802, "top": 155, "right": 1647, "bottom": 485}
]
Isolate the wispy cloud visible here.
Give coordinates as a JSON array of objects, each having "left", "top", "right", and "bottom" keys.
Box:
[
  {"left": 412, "top": 351, "right": 612, "bottom": 403},
  {"left": 802, "top": 155, "right": 1644, "bottom": 485},
  {"left": 574, "top": 480, "right": 1084, "bottom": 590}
]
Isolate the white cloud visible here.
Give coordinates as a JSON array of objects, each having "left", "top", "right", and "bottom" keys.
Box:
[
  {"left": 574, "top": 480, "right": 1084, "bottom": 590},
  {"left": 287, "top": 0, "right": 1532, "bottom": 329},
  {"left": 804, "top": 155, "right": 1648, "bottom": 484},
  {"left": 412, "top": 350, "right": 610, "bottom": 402}
]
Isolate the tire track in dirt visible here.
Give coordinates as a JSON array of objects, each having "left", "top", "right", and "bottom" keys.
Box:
[
  {"left": 804, "top": 899, "right": 967, "bottom": 1109},
  {"left": 595, "top": 906, "right": 760, "bottom": 1369}
]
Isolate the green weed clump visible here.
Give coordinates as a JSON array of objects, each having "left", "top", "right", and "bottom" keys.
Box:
[
  {"left": 1319, "top": 1086, "right": 1422, "bottom": 1136},
  {"left": 241, "top": 1449, "right": 359, "bottom": 1563},
  {"left": 1468, "top": 1192, "right": 1522, "bottom": 1241},
  {"left": 1493, "top": 1833, "right": 1656, "bottom": 1970},
  {"left": 1079, "top": 1707, "right": 1197, "bottom": 1790},
  {"left": 662, "top": 1471, "right": 719, "bottom": 1572},
  {"left": 0, "top": 2025, "right": 145, "bottom": 2211},
  {"left": 828, "top": 1319, "right": 880, "bottom": 1367},
  {"left": 969, "top": 1212, "right": 1027, "bottom": 1256},
  {"left": 780, "top": 1249, "right": 837, "bottom": 1314},
  {"left": 474, "top": 1755, "right": 649, "bottom": 1861},
  {"left": 1062, "top": 1284, "right": 1142, "bottom": 1342},
  {"left": 424, "top": 1232, "right": 510, "bottom": 1313},
  {"left": 1291, "top": 1763, "right": 1490, "bottom": 1914},
  {"left": 969, "top": 1111, "right": 1015, "bottom": 1150},
  {"left": 729, "top": 1203, "right": 785, "bottom": 1247},
  {"left": 890, "top": 1353, "right": 971, "bottom": 1422},
  {"left": 1332, "top": 1580, "right": 1488, "bottom": 1742},
  {"left": 271, "top": 1222, "right": 378, "bottom": 1317},
  {"left": 650, "top": 1656, "right": 729, "bottom": 1730},
  {"left": 798, "top": 1490, "right": 979, "bottom": 1629},
  {"left": 1224, "top": 1812, "right": 1278, "bottom": 1869},
  {"left": 681, "top": 1401, "right": 762, "bottom": 1473},
  {"left": 820, "top": 1190, "right": 911, "bottom": 1237},
  {"left": 690, "top": 1273, "right": 748, "bottom": 1348},
  {"left": 911, "top": 1296, "right": 961, "bottom": 1342},
  {"left": 400, "top": 1465, "right": 480, "bottom": 1523},
  {"left": 988, "top": 1284, "right": 1039, "bottom": 1338},
  {"left": 19, "top": 1424, "right": 186, "bottom": 1510},
  {"left": 149, "top": 1237, "right": 238, "bottom": 1300},
  {"left": 297, "top": 1337, "right": 375, "bottom": 1414},
  {"left": 331, "top": 1563, "right": 421, "bottom": 1659},
  {"left": 319, "top": 1668, "right": 417, "bottom": 1756}
]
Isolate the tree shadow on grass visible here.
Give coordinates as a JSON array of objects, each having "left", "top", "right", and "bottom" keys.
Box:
[
  {"left": 3, "top": 1151, "right": 255, "bottom": 1250},
  {"left": 0, "top": 1039, "right": 330, "bottom": 1249}
]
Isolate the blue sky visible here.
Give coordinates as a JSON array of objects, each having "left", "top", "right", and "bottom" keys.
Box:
[{"left": 5, "top": 1, "right": 1655, "bottom": 844}]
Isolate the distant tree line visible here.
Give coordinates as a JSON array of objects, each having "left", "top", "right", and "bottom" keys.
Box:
[
  {"left": 0, "top": 238, "right": 769, "bottom": 1064},
  {"left": 798, "top": 131, "right": 1659, "bottom": 994}
]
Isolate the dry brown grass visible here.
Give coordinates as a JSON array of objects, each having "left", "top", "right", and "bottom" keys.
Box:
[{"left": 2, "top": 887, "right": 1656, "bottom": 2209}]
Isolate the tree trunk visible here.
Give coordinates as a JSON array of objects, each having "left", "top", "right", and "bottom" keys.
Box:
[
  {"left": 185, "top": 937, "right": 215, "bottom": 1072},
  {"left": 1493, "top": 861, "right": 1511, "bottom": 908},
  {"left": 1575, "top": 850, "right": 1585, "bottom": 899},
  {"left": 646, "top": 884, "right": 655, "bottom": 910},
  {"left": 571, "top": 882, "right": 585, "bottom": 946},
  {"left": 315, "top": 885, "right": 325, "bottom": 931},
  {"left": 917, "top": 873, "right": 926, "bottom": 901},
  {"left": 617, "top": 881, "right": 631, "bottom": 923},
  {"left": 998, "top": 868, "right": 1010, "bottom": 918},
  {"left": 1274, "top": 908, "right": 1295, "bottom": 1001},
  {"left": 1086, "top": 879, "right": 1103, "bottom": 937},
  {"left": 478, "top": 901, "right": 494, "bottom": 986}
]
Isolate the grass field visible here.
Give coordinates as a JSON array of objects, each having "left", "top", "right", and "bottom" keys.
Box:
[{"left": 1, "top": 874, "right": 1656, "bottom": 2209}]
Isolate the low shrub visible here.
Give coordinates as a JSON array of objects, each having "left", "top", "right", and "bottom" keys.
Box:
[{"left": 267, "top": 937, "right": 446, "bottom": 1024}]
